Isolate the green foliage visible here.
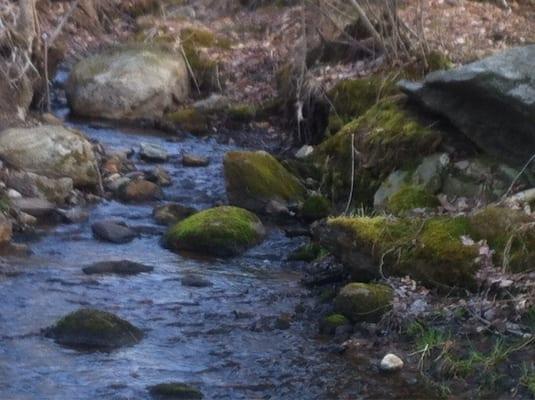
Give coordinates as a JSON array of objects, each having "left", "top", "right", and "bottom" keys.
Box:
[{"left": 165, "top": 206, "right": 264, "bottom": 257}]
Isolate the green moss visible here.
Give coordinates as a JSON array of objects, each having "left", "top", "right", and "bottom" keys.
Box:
[
  {"left": 0, "top": 196, "right": 11, "bottom": 213},
  {"left": 287, "top": 242, "right": 327, "bottom": 262},
  {"left": 386, "top": 185, "right": 439, "bottom": 214},
  {"left": 301, "top": 195, "right": 330, "bottom": 221},
  {"left": 319, "top": 313, "right": 350, "bottom": 335},
  {"left": 165, "top": 108, "right": 209, "bottom": 135},
  {"left": 47, "top": 308, "right": 143, "bottom": 350},
  {"left": 469, "top": 206, "right": 535, "bottom": 272},
  {"left": 315, "top": 99, "right": 441, "bottom": 208},
  {"left": 327, "top": 76, "right": 398, "bottom": 133},
  {"left": 223, "top": 151, "right": 307, "bottom": 212},
  {"left": 165, "top": 206, "right": 265, "bottom": 257},
  {"left": 334, "top": 282, "right": 393, "bottom": 322},
  {"left": 149, "top": 382, "right": 203, "bottom": 399},
  {"left": 426, "top": 51, "right": 454, "bottom": 72},
  {"left": 327, "top": 215, "right": 479, "bottom": 289},
  {"left": 227, "top": 104, "right": 257, "bottom": 122}
]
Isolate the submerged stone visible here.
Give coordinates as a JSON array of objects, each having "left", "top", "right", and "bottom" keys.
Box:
[
  {"left": 45, "top": 308, "right": 143, "bottom": 350},
  {"left": 153, "top": 203, "right": 197, "bottom": 225},
  {"left": 165, "top": 206, "right": 265, "bottom": 257},
  {"left": 92, "top": 220, "right": 137, "bottom": 244},
  {"left": 83, "top": 260, "right": 153, "bottom": 275},
  {"left": 148, "top": 382, "right": 203, "bottom": 399}
]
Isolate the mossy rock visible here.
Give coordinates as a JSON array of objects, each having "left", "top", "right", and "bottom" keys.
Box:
[
  {"left": 469, "top": 206, "right": 535, "bottom": 272},
  {"left": 319, "top": 313, "right": 350, "bottom": 335},
  {"left": 326, "top": 76, "right": 398, "bottom": 134},
  {"left": 227, "top": 104, "right": 257, "bottom": 122},
  {"left": 386, "top": 184, "right": 439, "bottom": 214},
  {"left": 165, "top": 206, "right": 265, "bottom": 257},
  {"left": 223, "top": 151, "right": 307, "bottom": 213},
  {"left": 44, "top": 308, "right": 143, "bottom": 350},
  {"left": 334, "top": 282, "right": 393, "bottom": 322},
  {"left": 164, "top": 108, "right": 209, "bottom": 135},
  {"left": 287, "top": 242, "right": 326, "bottom": 262},
  {"left": 301, "top": 195, "right": 331, "bottom": 221},
  {"left": 315, "top": 98, "right": 441, "bottom": 208},
  {"left": 148, "top": 382, "right": 203, "bottom": 399},
  {"left": 323, "top": 215, "right": 480, "bottom": 289}
]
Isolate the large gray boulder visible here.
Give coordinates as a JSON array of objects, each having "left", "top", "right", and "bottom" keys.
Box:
[
  {"left": 66, "top": 48, "right": 190, "bottom": 120},
  {"left": 0, "top": 125, "right": 99, "bottom": 187},
  {"left": 399, "top": 45, "right": 535, "bottom": 166}
]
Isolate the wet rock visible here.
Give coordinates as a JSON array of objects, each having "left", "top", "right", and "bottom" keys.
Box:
[
  {"left": 334, "top": 282, "right": 393, "bottom": 322},
  {"left": 7, "top": 170, "right": 73, "bottom": 204},
  {"left": 91, "top": 220, "right": 137, "bottom": 244},
  {"left": 0, "top": 214, "right": 12, "bottom": 244},
  {"left": 181, "top": 274, "right": 212, "bottom": 287},
  {"left": 165, "top": 206, "right": 265, "bottom": 257},
  {"left": 182, "top": 154, "right": 210, "bottom": 167},
  {"left": 148, "top": 382, "right": 203, "bottom": 400},
  {"left": 380, "top": 353, "right": 404, "bottom": 372},
  {"left": 0, "top": 125, "right": 99, "bottom": 186},
  {"left": 302, "top": 255, "right": 346, "bottom": 286},
  {"left": 83, "top": 260, "right": 153, "bottom": 275},
  {"left": 56, "top": 207, "right": 90, "bottom": 223},
  {"left": 44, "top": 308, "right": 143, "bottom": 350},
  {"left": 140, "top": 142, "right": 168, "bottom": 162},
  {"left": 274, "top": 314, "right": 292, "bottom": 330},
  {"left": 146, "top": 167, "right": 172, "bottom": 187},
  {"left": 11, "top": 197, "right": 56, "bottom": 217},
  {"left": 223, "top": 150, "right": 307, "bottom": 213},
  {"left": 66, "top": 48, "right": 190, "bottom": 120},
  {"left": 18, "top": 211, "right": 37, "bottom": 226},
  {"left": 118, "top": 179, "right": 163, "bottom": 202},
  {"left": 399, "top": 45, "right": 535, "bottom": 165},
  {"left": 153, "top": 203, "right": 196, "bottom": 225}
]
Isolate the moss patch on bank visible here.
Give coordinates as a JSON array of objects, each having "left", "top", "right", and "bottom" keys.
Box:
[{"left": 315, "top": 98, "right": 442, "bottom": 208}]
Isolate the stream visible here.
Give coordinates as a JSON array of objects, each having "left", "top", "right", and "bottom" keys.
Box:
[{"left": 0, "top": 72, "right": 420, "bottom": 400}]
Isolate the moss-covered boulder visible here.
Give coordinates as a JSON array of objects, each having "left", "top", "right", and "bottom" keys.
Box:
[
  {"left": 148, "top": 382, "right": 203, "bottom": 399},
  {"left": 164, "top": 108, "right": 209, "bottom": 136},
  {"left": 469, "top": 206, "right": 535, "bottom": 272},
  {"left": 316, "top": 215, "right": 480, "bottom": 289},
  {"left": 165, "top": 206, "right": 265, "bottom": 257},
  {"left": 44, "top": 308, "right": 143, "bottom": 350},
  {"left": 301, "top": 195, "right": 331, "bottom": 221},
  {"left": 315, "top": 99, "right": 441, "bottom": 208},
  {"left": 224, "top": 151, "right": 307, "bottom": 213},
  {"left": 66, "top": 47, "right": 190, "bottom": 120},
  {"left": 334, "top": 283, "right": 393, "bottom": 322},
  {"left": 319, "top": 313, "right": 351, "bottom": 335},
  {"left": 287, "top": 242, "right": 326, "bottom": 262}
]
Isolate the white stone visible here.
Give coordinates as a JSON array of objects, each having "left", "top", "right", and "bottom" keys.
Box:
[
  {"left": 7, "top": 189, "right": 22, "bottom": 199},
  {"left": 295, "top": 145, "right": 314, "bottom": 159},
  {"left": 380, "top": 353, "right": 404, "bottom": 372}
]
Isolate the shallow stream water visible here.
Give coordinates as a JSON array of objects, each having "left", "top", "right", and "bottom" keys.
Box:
[{"left": 0, "top": 72, "right": 421, "bottom": 400}]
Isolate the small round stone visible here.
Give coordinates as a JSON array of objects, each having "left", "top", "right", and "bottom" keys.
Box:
[{"left": 379, "top": 353, "right": 404, "bottom": 372}]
